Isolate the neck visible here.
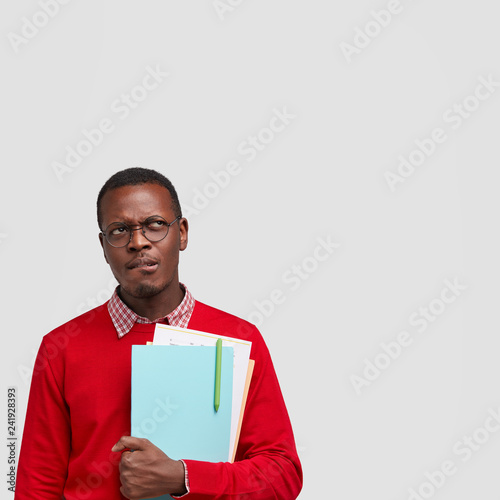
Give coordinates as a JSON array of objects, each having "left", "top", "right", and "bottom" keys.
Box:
[{"left": 119, "top": 281, "right": 185, "bottom": 321}]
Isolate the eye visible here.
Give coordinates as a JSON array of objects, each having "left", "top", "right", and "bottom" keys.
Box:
[
  {"left": 110, "top": 225, "right": 129, "bottom": 236},
  {"left": 146, "top": 219, "right": 166, "bottom": 230}
]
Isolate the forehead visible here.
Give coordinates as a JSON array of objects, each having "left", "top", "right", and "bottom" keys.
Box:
[{"left": 100, "top": 184, "right": 173, "bottom": 225}]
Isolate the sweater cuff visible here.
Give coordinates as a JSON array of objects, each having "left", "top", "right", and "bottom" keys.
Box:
[
  {"left": 171, "top": 459, "right": 190, "bottom": 498},
  {"left": 179, "top": 459, "right": 226, "bottom": 497}
]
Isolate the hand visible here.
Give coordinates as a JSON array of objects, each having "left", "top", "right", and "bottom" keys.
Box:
[{"left": 111, "top": 436, "right": 187, "bottom": 499}]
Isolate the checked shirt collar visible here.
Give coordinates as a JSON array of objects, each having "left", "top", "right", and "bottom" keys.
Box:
[{"left": 108, "top": 283, "right": 195, "bottom": 338}]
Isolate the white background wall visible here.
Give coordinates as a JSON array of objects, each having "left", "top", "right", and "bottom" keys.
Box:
[{"left": 2, "top": 1, "right": 500, "bottom": 499}]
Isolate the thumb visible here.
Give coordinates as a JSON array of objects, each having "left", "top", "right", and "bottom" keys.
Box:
[{"left": 111, "top": 436, "right": 148, "bottom": 453}]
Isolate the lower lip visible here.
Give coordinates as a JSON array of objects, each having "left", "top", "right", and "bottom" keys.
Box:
[{"left": 131, "top": 264, "right": 158, "bottom": 273}]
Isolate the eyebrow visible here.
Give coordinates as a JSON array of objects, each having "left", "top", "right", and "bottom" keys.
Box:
[{"left": 109, "top": 214, "right": 165, "bottom": 226}]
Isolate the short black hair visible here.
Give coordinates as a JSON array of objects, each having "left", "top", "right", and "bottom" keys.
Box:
[{"left": 97, "top": 167, "right": 182, "bottom": 228}]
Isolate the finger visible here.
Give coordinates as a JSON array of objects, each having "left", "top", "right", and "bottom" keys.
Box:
[
  {"left": 111, "top": 435, "right": 147, "bottom": 452},
  {"left": 120, "top": 450, "right": 135, "bottom": 469},
  {"left": 111, "top": 437, "right": 128, "bottom": 453},
  {"left": 119, "top": 485, "right": 130, "bottom": 499}
]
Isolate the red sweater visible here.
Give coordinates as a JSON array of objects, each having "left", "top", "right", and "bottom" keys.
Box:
[{"left": 15, "top": 300, "right": 302, "bottom": 499}]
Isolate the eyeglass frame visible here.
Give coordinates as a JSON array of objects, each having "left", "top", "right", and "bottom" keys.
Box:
[{"left": 100, "top": 215, "right": 181, "bottom": 248}]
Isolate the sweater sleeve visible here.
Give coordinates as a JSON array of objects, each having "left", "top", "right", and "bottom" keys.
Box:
[
  {"left": 15, "top": 338, "right": 71, "bottom": 499},
  {"left": 180, "top": 334, "right": 303, "bottom": 500}
]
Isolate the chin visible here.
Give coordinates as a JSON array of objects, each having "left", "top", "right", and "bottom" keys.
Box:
[{"left": 125, "top": 282, "right": 165, "bottom": 299}]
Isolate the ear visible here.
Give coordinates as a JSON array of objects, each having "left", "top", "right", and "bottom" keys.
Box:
[
  {"left": 179, "top": 217, "right": 189, "bottom": 251},
  {"left": 99, "top": 232, "right": 109, "bottom": 264}
]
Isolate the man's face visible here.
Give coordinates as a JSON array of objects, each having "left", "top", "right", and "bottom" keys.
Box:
[{"left": 99, "top": 183, "right": 188, "bottom": 300}]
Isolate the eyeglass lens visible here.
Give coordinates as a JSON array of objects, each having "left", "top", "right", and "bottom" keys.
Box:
[{"left": 104, "top": 218, "right": 171, "bottom": 247}]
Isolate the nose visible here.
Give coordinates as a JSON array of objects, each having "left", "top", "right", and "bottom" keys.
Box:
[{"left": 127, "top": 227, "right": 152, "bottom": 251}]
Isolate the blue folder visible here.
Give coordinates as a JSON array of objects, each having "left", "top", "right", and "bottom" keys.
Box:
[{"left": 131, "top": 345, "right": 233, "bottom": 499}]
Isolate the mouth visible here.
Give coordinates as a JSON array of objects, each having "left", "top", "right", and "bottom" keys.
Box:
[{"left": 127, "top": 257, "right": 159, "bottom": 272}]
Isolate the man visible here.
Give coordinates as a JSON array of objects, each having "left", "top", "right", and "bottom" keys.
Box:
[{"left": 15, "top": 167, "right": 302, "bottom": 499}]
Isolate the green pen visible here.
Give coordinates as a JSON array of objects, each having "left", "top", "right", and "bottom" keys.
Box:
[{"left": 214, "top": 338, "right": 222, "bottom": 412}]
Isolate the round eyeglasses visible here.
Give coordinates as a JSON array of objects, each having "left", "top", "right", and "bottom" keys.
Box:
[{"left": 101, "top": 216, "right": 181, "bottom": 248}]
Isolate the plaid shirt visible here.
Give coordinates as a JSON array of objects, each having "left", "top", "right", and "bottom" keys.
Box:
[{"left": 107, "top": 283, "right": 195, "bottom": 338}]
